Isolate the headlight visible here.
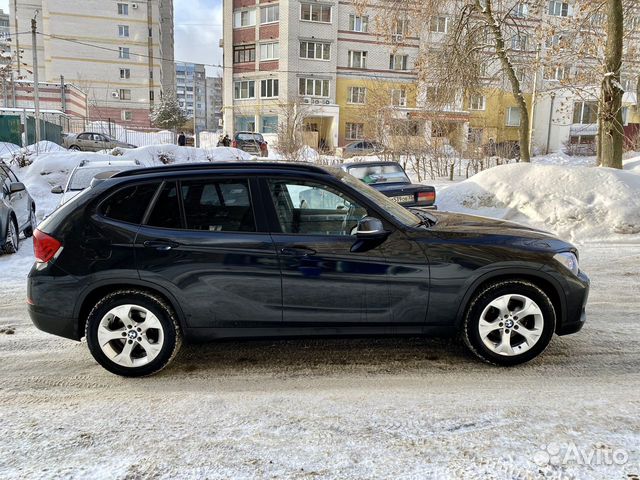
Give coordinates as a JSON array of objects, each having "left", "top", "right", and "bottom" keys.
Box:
[{"left": 553, "top": 252, "right": 579, "bottom": 275}]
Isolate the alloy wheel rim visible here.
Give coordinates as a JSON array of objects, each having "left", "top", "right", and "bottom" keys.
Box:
[
  {"left": 97, "top": 304, "right": 165, "bottom": 367},
  {"left": 478, "top": 294, "right": 544, "bottom": 356}
]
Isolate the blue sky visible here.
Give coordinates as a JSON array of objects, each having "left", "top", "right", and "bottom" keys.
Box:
[{"left": 0, "top": 0, "right": 223, "bottom": 75}]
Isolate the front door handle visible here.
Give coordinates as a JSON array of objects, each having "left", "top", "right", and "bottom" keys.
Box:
[
  {"left": 280, "top": 246, "right": 316, "bottom": 257},
  {"left": 143, "top": 240, "right": 180, "bottom": 251}
]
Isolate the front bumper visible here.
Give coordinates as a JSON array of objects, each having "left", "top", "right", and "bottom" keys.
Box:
[{"left": 556, "top": 270, "right": 590, "bottom": 336}]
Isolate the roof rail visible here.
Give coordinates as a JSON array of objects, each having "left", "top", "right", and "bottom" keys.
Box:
[{"left": 112, "top": 161, "right": 329, "bottom": 178}]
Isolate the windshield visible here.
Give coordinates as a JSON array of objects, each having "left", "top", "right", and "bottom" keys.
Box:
[
  {"left": 68, "top": 167, "right": 128, "bottom": 190},
  {"left": 347, "top": 164, "right": 410, "bottom": 185},
  {"left": 237, "top": 133, "right": 264, "bottom": 142},
  {"left": 333, "top": 168, "right": 421, "bottom": 227}
]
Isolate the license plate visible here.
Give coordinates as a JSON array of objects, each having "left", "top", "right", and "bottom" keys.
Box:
[{"left": 393, "top": 195, "right": 414, "bottom": 203}]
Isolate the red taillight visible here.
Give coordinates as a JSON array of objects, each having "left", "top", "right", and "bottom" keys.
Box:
[
  {"left": 33, "top": 229, "right": 62, "bottom": 263},
  {"left": 417, "top": 191, "right": 436, "bottom": 204},
  {"left": 232, "top": 140, "right": 238, "bottom": 148}
]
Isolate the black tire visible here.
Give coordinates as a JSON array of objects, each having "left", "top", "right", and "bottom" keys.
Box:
[
  {"left": 462, "top": 280, "right": 556, "bottom": 366},
  {"left": 69, "top": 145, "right": 81, "bottom": 151},
  {"left": 2, "top": 218, "right": 19, "bottom": 254},
  {"left": 85, "top": 290, "right": 182, "bottom": 377},
  {"left": 23, "top": 207, "right": 36, "bottom": 237}
]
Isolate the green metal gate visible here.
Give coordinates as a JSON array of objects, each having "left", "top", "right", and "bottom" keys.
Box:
[
  {"left": 0, "top": 116, "right": 22, "bottom": 145},
  {"left": 26, "top": 118, "right": 63, "bottom": 146}
]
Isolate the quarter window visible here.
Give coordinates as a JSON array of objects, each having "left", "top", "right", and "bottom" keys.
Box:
[
  {"left": 147, "top": 182, "right": 182, "bottom": 229},
  {"left": 101, "top": 183, "right": 160, "bottom": 225},
  {"left": 267, "top": 180, "right": 367, "bottom": 236}
]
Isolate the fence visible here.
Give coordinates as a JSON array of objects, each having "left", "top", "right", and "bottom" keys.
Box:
[
  {"left": 0, "top": 110, "right": 67, "bottom": 146},
  {"left": 67, "top": 118, "right": 175, "bottom": 147}
]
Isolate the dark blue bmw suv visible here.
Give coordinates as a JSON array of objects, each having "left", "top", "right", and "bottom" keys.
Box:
[{"left": 28, "top": 162, "right": 589, "bottom": 376}]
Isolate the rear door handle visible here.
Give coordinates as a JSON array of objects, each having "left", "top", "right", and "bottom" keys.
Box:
[
  {"left": 280, "top": 246, "right": 316, "bottom": 257},
  {"left": 143, "top": 240, "right": 180, "bottom": 251}
]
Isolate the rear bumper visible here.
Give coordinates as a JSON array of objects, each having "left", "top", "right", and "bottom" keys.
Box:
[{"left": 28, "top": 303, "right": 79, "bottom": 341}]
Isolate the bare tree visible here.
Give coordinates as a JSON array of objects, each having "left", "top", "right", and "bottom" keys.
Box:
[{"left": 275, "top": 101, "right": 308, "bottom": 161}]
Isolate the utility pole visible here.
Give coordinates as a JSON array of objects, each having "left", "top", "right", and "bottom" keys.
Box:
[
  {"left": 31, "top": 11, "right": 41, "bottom": 148},
  {"left": 13, "top": 0, "right": 20, "bottom": 77}
]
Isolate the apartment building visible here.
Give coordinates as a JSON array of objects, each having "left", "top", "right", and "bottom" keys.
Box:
[
  {"left": 0, "top": 8, "right": 10, "bottom": 66},
  {"left": 223, "top": 0, "right": 639, "bottom": 152},
  {"left": 11, "top": 0, "right": 174, "bottom": 127},
  {"left": 205, "top": 76, "right": 223, "bottom": 131},
  {"left": 176, "top": 62, "right": 207, "bottom": 130}
]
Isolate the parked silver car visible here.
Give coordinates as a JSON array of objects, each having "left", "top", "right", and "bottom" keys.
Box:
[
  {"left": 337, "top": 141, "right": 385, "bottom": 158},
  {"left": 51, "top": 159, "right": 142, "bottom": 206},
  {"left": 63, "top": 132, "right": 137, "bottom": 152},
  {"left": 1, "top": 162, "right": 36, "bottom": 254}
]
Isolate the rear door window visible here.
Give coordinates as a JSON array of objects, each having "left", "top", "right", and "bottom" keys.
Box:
[
  {"left": 147, "top": 182, "right": 183, "bottom": 229},
  {"left": 101, "top": 183, "right": 160, "bottom": 224}
]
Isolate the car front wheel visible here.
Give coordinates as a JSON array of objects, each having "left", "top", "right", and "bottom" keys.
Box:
[
  {"left": 462, "top": 280, "right": 556, "bottom": 366},
  {"left": 3, "top": 218, "right": 19, "bottom": 254},
  {"left": 85, "top": 290, "right": 182, "bottom": 377},
  {"left": 69, "top": 145, "right": 81, "bottom": 151}
]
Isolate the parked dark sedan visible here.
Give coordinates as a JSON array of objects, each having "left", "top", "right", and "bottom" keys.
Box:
[
  {"left": 232, "top": 131, "right": 268, "bottom": 157},
  {"left": 342, "top": 161, "right": 436, "bottom": 208},
  {"left": 28, "top": 162, "right": 589, "bottom": 376},
  {"left": 1, "top": 162, "right": 36, "bottom": 254}
]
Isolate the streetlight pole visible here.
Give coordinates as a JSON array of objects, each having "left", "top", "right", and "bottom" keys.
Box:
[{"left": 31, "top": 11, "right": 41, "bottom": 149}]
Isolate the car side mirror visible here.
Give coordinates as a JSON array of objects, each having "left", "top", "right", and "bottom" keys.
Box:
[
  {"left": 51, "top": 185, "right": 64, "bottom": 194},
  {"left": 10, "top": 182, "right": 26, "bottom": 194},
  {"left": 356, "top": 217, "right": 388, "bottom": 240}
]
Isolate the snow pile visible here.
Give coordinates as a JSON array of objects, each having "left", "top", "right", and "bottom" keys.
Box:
[
  {"left": 438, "top": 163, "right": 640, "bottom": 242},
  {"left": 114, "top": 144, "right": 254, "bottom": 165},
  {"left": 0, "top": 142, "right": 21, "bottom": 158},
  {"left": 83, "top": 121, "right": 174, "bottom": 147}
]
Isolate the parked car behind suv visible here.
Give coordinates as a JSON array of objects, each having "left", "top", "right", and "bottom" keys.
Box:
[
  {"left": 232, "top": 132, "right": 268, "bottom": 157},
  {"left": 51, "top": 159, "right": 142, "bottom": 206},
  {"left": 28, "top": 163, "right": 589, "bottom": 376},
  {"left": 63, "top": 132, "right": 137, "bottom": 152},
  {"left": 342, "top": 161, "right": 436, "bottom": 208},
  {"left": 1, "top": 162, "right": 36, "bottom": 254},
  {"left": 336, "top": 140, "right": 385, "bottom": 158}
]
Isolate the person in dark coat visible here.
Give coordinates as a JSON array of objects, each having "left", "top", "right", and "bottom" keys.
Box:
[
  {"left": 178, "top": 132, "right": 186, "bottom": 146},
  {"left": 222, "top": 134, "right": 231, "bottom": 147}
]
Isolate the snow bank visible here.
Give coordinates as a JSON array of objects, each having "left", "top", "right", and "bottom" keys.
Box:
[
  {"left": 0, "top": 142, "right": 21, "bottom": 158},
  {"left": 116, "top": 144, "right": 254, "bottom": 164},
  {"left": 438, "top": 163, "right": 640, "bottom": 242}
]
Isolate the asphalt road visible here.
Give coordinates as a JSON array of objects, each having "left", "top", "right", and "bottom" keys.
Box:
[{"left": 1, "top": 243, "right": 639, "bottom": 479}]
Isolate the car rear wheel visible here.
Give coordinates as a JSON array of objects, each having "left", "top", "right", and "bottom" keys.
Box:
[
  {"left": 23, "top": 208, "right": 36, "bottom": 237},
  {"left": 3, "top": 218, "right": 19, "bottom": 254},
  {"left": 85, "top": 290, "right": 182, "bottom": 377},
  {"left": 462, "top": 280, "right": 556, "bottom": 366}
]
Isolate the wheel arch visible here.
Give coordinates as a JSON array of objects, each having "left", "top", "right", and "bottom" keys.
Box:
[
  {"left": 74, "top": 280, "right": 188, "bottom": 340},
  {"left": 454, "top": 268, "right": 566, "bottom": 332}
]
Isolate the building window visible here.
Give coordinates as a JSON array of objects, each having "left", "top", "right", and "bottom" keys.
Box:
[
  {"left": 120, "top": 68, "right": 130, "bottom": 79},
  {"left": 234, "top": 80, "right": 256, "bottom": 99},
  {"left": 260, "top": 78, "right": 279, "bottom": 98},
  {"left": 348, "top": 50, "right": 367, "bottom": 69},
  {"left": 468, "top": 127, "right": 484, "bottom": 145},
  {"left": 506, "top": 107, "right": 521, "bottom": 126},
  {"left": 118, "top": 25, "right": 130, "bottom": 37},
  {"left": 233, "top": 9, "right": 256, "bottom": 28},
  {"left": 573, "top": 101, "right": 598, "bottom": 124},
  {"left": 511, "top": 34, "right": 528, "bottom": 50},
  {"left": 299, "top": 78, "right": 330, "bottom": 97},
  {"left": 389, "top": 54, "right": 408, "bottom": 70},
  {"left": 391, "top": 89, "right": 407, "bottom": 107},
  {"left": 348, "top": 86, "right": 366, "bottom": 104},
  {"left": 236, "top": 115, "right": 256, "bottom": 132},
  {"left": 429, "top": 16, "right": 448, "bottom": 33},
  {"left": 150, "top": 90, "right": 154, "bottom": 101},
  {"left": 621, "top": 77, "right": 635, "bottom": 92},
  {"left": 349, "top": 15, "right": 368, "bottom": 33},
  {"left": 299, "top": 41, "right": 331, "bottom": 60},
  {"left": 260, "top": 42, "right": 279, "bottom": 61},
  {"left": 470, "top": 95, "right": 486, "bottom": 110},
  {"left": 119, "top": 47, "right": 130, "bottom": 59},
  {"left": 545, "top": 34, "right": 562, "bottom": 48},
  {"left": 346, "top": 123, "right": 364, "bottom": 140},
  {"left": 119, "top": 89, "right": 131, "bottom": 101},
  {"left": 233, "top": 44, "right": 256, "bottom": 63},
  {"left": 545, "top": 66, "right": 568, "bottom": 81},
  {"left": 300, "top": 3, "right": 332, "bottom": 23},
  {"left": 548, "top": 1, "right": 570, "bottom": 17},
  {"left": 394, "top": 19, "right": 410, "bottom": 35},
  {"left": 262, "top": 115, "right": 278, "bottom": 133},
  {"left": 513, "top": 2, "right": 529, "bottom": 17},
  {"left": 121, "top": 111, "right": 133, "bottom": 121},
  {"left": 260, "top": 5, "right": 279, "bottom": 24},
  {"left": 117, "top": 3, "right": 128, "bottom": 15}
]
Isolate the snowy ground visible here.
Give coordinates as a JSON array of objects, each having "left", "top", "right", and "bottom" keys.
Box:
[{"left": 1, "top": 145, "right": 639, "bottom": 478}]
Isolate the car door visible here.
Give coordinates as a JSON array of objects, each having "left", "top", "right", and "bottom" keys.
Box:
[
  {"left": 1, "top": 166, "right": 28, "bottom": 228},
  {"left": 262, "top": 177, "right": 391, "bottom": 326},
  {"left": 135, "top": 176, "right": 282, "bottom": 328},
  {"left": 75, "top": 133, "right": 90, "bottom": 150}
]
